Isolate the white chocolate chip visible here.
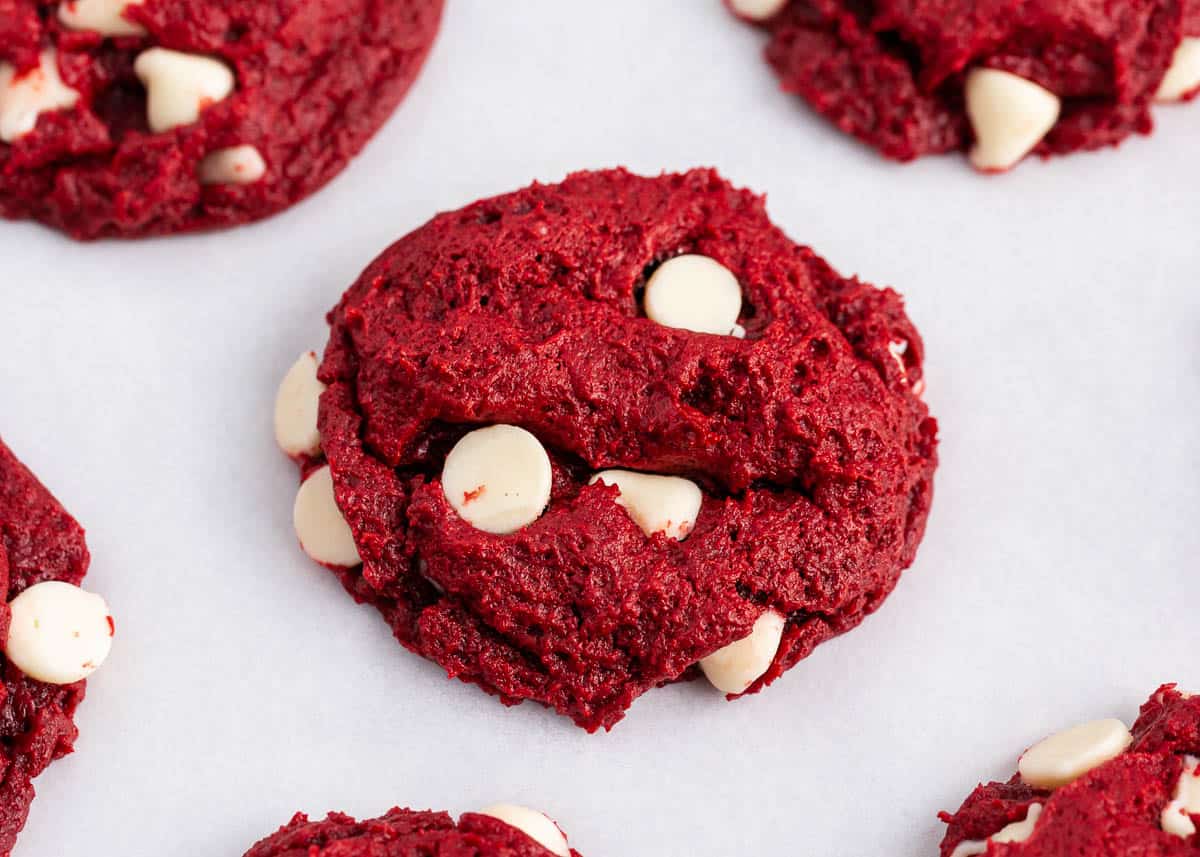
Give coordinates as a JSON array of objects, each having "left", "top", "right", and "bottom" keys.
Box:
[
  {"left": 293, "top": 465, "right": 361, "bottom": 567},
  {"left": 643, "top": 255, "right": 743, "bottom": 336},
  {"left": 479, "top": 804, "right": 569, "bottom": 857},
  {"left": 699, "top": 610, "right": 786, "bottom": 695},
  {"left": 889, "top": 339, "right": 924, "bottom": 394},
  {"left": 133, "top": 47, "right": 234, "bottom": 133},
  {"left": 274, "top": 351, "right": 325, "bottom": 457},
  {"left": 729, "top": 0, "right": 789, "bottom": 20},
  {"left": 991, "top": 803, "right": 1043, "bottom": 845},
  {"left": 965, "top": 68, "right": 1061, "bottom": 172},
  {"left": 589, "top": 470, "right": 702, "bottom": 540},
  {"left": 58, "top": 0, "right": 146, "bottom": 36},
  {"left": 199, "top": 144, "right": 266, "bottom": 185},
  {"left": 888, "top": 340, "right": 908, "bottom": 380},
  {"left": 1162, "top": 756, "right": 1200, "bottom": 837},
  {"left": 441, "top": 425, "right": 552, "bottom": 535},
  {"left": 5, "top": 581, "right": 114, "bottom": 685},
  {"left": 950, "top": 804, "right": 1043, "bottom": 857},
  {"left": 0, "top": 50, "right": 81, "bottom": 143},
  {"left": 1018, "top": 718, "right": 1132, "bottom": 789},
  {"left": 1156, "top": 38, "right": 1200, "bottom": 102}
]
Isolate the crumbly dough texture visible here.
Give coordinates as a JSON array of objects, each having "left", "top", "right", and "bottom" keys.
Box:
[
  {"left": 300, "top": 168, "right": 938, "bottom": 731},
  {"left": 0, "top": 438, "right": 91, "bottom": 856},
  {"left": 743, "top": 0, "right": 1194, "bottom": 161},
  {"left": 940, "top": 686, "right": 1200, "bottom": 857},
  {"left": 0, "top": 0, "right": 443, "bottom": 238},
  {"left": 243, "top": 808, "right": 581, "bottom": 857}
]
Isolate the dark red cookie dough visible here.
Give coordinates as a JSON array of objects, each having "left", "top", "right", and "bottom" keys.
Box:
[
  {"left": 244, "top": 808, "right": 582, "bottom": 857},
  {"left": 294, "top": 167, "right": 937, "bottom": 732},
  {"left": 0, "top": 0, "right": 443, "bottom": 239},
  {"left": 0, "top": 438, "right": 90, "bottom": 857},
  {"left": 735, "top": 0, "right": 1190, "bottom": 163},
  {"left": 939, "top": 686, "right": 1200, "bottom": 857}
]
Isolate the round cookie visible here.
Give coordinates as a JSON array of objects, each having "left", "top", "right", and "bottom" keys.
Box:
[
  {"left": 729, "top": 0, "right": 1199, "bottom": 171},
  {"left": 0, "top": 0, "right": 444, "bottom": 239},
  {"left": 245, "top": 805, "right": 580, "bottom": 857},
  {"left": 276, "top": 168, "right": 938, "bottom": 732},
  {"left": 0, "top": 436, "right": 114, "bottom": 856},
  {"left": 939, "top": 685, "right": 1200, "bottom": 856}
]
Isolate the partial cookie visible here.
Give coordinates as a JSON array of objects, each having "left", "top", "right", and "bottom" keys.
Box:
[
  {"left": 245, "top": 805, "right": 579, "bottom": 857},
  {"left": 939, "top": 685, "right": 1200, "bottom": 856},
  {"left": 276, "top": 168, "right": 938, "bottom": 731},
  {"left": 0, "top": 437, "right": 114, "bottom": 856},
  {"left": 730, "top": 0, "right": 1200, "bottom": 171},
  {"left": 0, "top": 0, "right": 443, "bottom": 238}
]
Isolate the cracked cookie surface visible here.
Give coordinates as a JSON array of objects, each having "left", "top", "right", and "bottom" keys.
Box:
[{"left": 287, "top": 168, "right": 938, "bottom": 731}]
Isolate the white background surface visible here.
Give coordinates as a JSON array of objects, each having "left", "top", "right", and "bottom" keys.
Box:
[{"left": 2, "top": 2, "right": 1199, "bottom": 855}]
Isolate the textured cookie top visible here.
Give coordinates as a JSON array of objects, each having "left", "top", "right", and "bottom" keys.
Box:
[
  {"left": 244, "top": 808, "right": 580, "bottom": 857},
  {"left": 0, "top": 0, "right": 443, "bottom": 238},
  {"left": 940, "top": 686, "right": 1200, "bottom": 857},
  {"left": 300, "top": 168, "right": 937, "bottom": 731},
  {"left": 0, "top": 438, "right": 90, "bottom": 857},
  {"left": 744, "top": 0, "right": 1189, "bottom": 165}
]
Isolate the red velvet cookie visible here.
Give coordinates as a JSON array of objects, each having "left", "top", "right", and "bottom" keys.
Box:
[
  {"left": 245, "top": 805, "right": 581, "bottom": 857},
  {"left": 0, "top": 438, "right": 114, "bottom": 856},
  {"left": 0, "top": 0, "right": 443, "bottom": 239},
  {"left": 939, "top": 686, "right": 1200, "bottom": 857},
  {"left": 275, "top": 168, "right": 938, "bottom": 732},
  {"left": 729, "top": 0, "right": 1200, "bottom": 171}
]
